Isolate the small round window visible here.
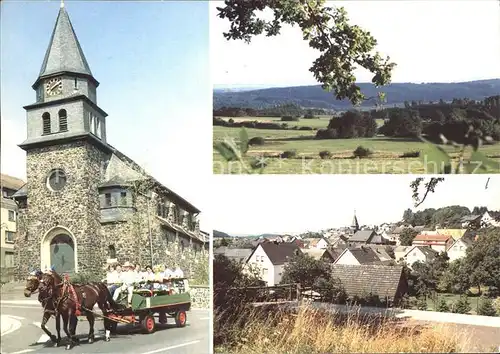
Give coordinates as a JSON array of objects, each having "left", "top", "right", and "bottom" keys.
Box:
[{"left": 47, "top": 169, "right": 67, "bottom": 191}]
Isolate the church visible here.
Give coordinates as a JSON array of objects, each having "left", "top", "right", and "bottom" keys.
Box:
[{"left": 11, "top": 4, "right": 207, "bottom": 278}]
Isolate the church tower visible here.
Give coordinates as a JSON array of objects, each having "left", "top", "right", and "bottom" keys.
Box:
[
  {"left": 351, "top": 210, "right": 360, "bottom": 233},
  {"left": 16, "top": 3, "right": 110, "bottom": 276}
]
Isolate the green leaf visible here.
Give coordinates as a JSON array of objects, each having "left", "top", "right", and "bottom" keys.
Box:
[
  {"left": 239, "top": 128, "right": 249, "bottom": 154},
  {"left": 420, "top": 140, "right": 452, "bottom": 174},
  {"left": 214, "top": 141, "right": 237, "bottom": 162},
  {"left": 469, "top": 151, "right": 500, "bottom": 173}
]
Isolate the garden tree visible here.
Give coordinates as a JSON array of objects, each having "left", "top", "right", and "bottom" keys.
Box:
[
  {"left": 439, "top": 259, "right": 471, "bottom": 294},
  {"left": 462, "top": 227, "right": 500, "bottom": 294},
  {"left": 280, "top": 253, "right": 346, "bottom": 302},
  {"left": 409, "top": 262, "right": 437, "bottom": 297},
  {"left": 477, "top": 296, "right": 497, "bottom": 317},
  {"left": 399, "top": 228, "right": 418, "bottom": 246},
  {"left": 472, "top": 206, "right": 488, "bottom": 215},
  {"left": 430, "top": 206, "right": 471, "bottom": 228},
  {"left": 450, "top": 295, "right": 471, "bottom": 314},
  {"left": 280, "top": 253, "right": 333, "bottom": 287},
  {"left": 436, "top": 298, "right": 450, "bottom": 312},
  {"left": 416, "top": 297, "right": 427, "bottom": 311},
  {"left": 402, "top": 209, "right": 413, "bottom": 224},
  {"left": 217, "top": 0, "right": 396, "bottom": 106}
]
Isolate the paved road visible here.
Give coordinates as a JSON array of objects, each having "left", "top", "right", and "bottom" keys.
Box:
[{"left": 0, "top": 300, "right": 210, "bottom": 354}]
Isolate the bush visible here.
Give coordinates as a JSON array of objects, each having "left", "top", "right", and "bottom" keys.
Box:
[
  {"left": 493, "top": 297, "right": 500, "bottom": 315},
  {"left": 319, "top": 150, "right": 331, "bottom": 159},
  {"left": 400, "top": 151, "right": 420, "bottom": 158},
  {"left": 281, "top": 116, "right": 299, "bottom": 122},
  {"left": 477, "top": 296, "right": 497, "bottom": 316},
  {"left": 353, "top": 146, "right": 373, "bottom": 158},
  {"left": 248, "top": 137, "right": 265, "bottom": 146},
  {"left": 315, "top": 128, "right": 338, "bottom": 139},
  {"left": 228, "top": 118, "right": 234, "bottom": 124},
  {"left": 436, "top": 298, "right": 450, "bottom": 312},
  {"left": 303, "top": 112, "right": 317, "bottom": 119},
  {"left": 280, "top": 150, "right": 297, "bottom": 159},
  {"left": 450, "top": 296, "right": 471, "bottom": 314},
  {"left": 417, "top": 297, "right": 427, "bottom": 310},
  {"left": 299, "top": 126, "right": 314, "bottom": 131}
]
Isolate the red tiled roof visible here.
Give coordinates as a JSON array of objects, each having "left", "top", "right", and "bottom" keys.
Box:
[{"left": 413, "top": 234, "right": 451, "bottom": 242}]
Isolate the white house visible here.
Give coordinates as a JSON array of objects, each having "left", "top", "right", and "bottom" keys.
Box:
[
  {"left": 412, "top": 234, "right": 453, "bottom": 253},
  {"left": 447, "top": 237, "right": 474, "bottom": 262},
  {"left": 246, "top": 242, "right": 301, "bottom": 286},
  {"left": 481, "top": 211, "right": 500, "bottom": 227},
  {"left": 315, "top": 238, "right": 329, "bottom": 249},
  {"left": 333, "top": 247, "right": 382, "bottom": 266},
  {"left": 403, "top": 246, "right": 438, "bottom": 268},
  {"left": 394, "top": 246, "right": 411, "bottom": 263}
]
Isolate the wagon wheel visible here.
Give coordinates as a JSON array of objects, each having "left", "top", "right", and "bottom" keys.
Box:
[
  {"left": 141, "top": 314, "right": 156, "bottom": 334},
  {"left": 174, "top": 311, "right": 187, "bottom": 328}
]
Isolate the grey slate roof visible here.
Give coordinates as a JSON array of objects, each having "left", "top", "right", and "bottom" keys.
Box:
[
  {"left": 11, "top": 183, "right": 28, "bottom": 198},
  {"left": 415, "top": 246, "right": 438, "bottom": 260},
  {"left": 331, "top": 264, "right": 406, "bottom": 302},
  {"left": 348, "top": 247, "right": 382, "bottom": 264},
  {"left": 39, "top": 6, "right": 93, "bottom": 78},
  {"left": 460, "top": 214, "right": 481, "bottom": 222},
  {"left": 97, "top": 176, "right": 131, "bottom": 189},
  {"left": 257, "top": 242, "right": 301, "bottom": 265},
  {"left": 350, "top": 230, "right": 376, "bottom": 243}
]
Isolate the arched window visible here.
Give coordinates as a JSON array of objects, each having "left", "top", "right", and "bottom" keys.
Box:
[
  {"left": 108, "top": 245, "right": 116, "bottom": 259},
  {"left": 58, "top": 109, "right": 68, "bottom": 132},
  {"left": 42, "top": 112, "right": 51, "bottom": 134}
]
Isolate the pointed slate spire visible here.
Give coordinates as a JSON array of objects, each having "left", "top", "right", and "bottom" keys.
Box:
[
  {"left": 351, "top": 210, "right": 360, "bottom": 231},
  {"left": 38, "top": 5, "right": 93, "bottom": 79}
]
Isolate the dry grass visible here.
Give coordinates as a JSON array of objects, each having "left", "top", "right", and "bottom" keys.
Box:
[{"left": 216, "top": 305, "right": 478, "bottom": 353}]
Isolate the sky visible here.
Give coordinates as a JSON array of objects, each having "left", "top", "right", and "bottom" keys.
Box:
[
  {"left": 1, "top": 1, "right": 211, "bottom": 229},
  {"left": 212, "top": 176, "right": 500, "bottom": 235},
  {"left": 211, "top": 0, "right": 500, "bottom": 87}
]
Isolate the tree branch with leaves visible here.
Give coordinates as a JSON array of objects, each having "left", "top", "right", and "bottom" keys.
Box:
[{"left": 217, "top": 0, "right": 395, "bottom": 105}]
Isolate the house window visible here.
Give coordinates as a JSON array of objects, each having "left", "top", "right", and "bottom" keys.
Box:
[
  {"left": 108, "top": 245, "right": 116, "bottom": 259},
  {"left": 42, "top": 112, "right": 51, "bottom": 134},
  {"left": 5, "top": 231, "right": 15, "bottom": 243},
  {"left": 8, "top": 210, "right": 15, "bottom": 221},
  {"left": 120, "top": 192, "right": 127, "bottom": 206},
  {"left": 95, "top": 118, "right": 101, "bottom": 138},
  {"left": 74, "top": 77, "right": 78, "bottom": 89},
  {"left": 4, "top": 252, "right": 14, "bottom": 267},
  {"left": 104, "top": 193, "right": 112, "bottom": 207},
  {"left": 58, "top": 109, "right": 68, "bottom": 132},
  {"left": 262, "top": 268, "right": 268, "bottom": 277}
]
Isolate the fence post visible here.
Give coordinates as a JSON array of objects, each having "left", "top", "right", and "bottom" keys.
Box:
[{"left": 296, "top": 283, "right": 301, "bottom": 301}]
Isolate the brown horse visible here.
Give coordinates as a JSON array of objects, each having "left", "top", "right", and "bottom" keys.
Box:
[
  {"left": 39, "top": 271, "right": 122, "bottom": 350},
  {"left": 24, "top": 270, "right": 63, "bottom": 346}
]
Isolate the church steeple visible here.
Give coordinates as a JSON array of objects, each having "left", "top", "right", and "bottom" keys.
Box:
[
  {"left": 37, "top": 5, "right": 93, "bottom": 80},
  {"left": 351, "top": 210, "right": 360, "bottom": 232}
]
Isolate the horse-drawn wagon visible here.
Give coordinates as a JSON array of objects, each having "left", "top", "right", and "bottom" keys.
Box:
[{"left": 104, "top": 277, "right": 191, "bottom": 335}]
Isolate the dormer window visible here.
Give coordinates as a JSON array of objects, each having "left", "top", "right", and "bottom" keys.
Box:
[
  {"left": 59, "top": 109, "right": 68, "bottom": 132},
  {"left": 42, "top": 112, "right": 51, "bottom": 134},
  {"left": 74, "top": 77, "right": 78, "bottom": 90}
]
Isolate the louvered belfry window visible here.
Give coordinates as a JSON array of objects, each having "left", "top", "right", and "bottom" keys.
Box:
[
  {"left": 42, "top": 112, "right": 51, "bottom": 134},
  {"left": 59, "top": 109, "right": 68, "bottom": 132}
]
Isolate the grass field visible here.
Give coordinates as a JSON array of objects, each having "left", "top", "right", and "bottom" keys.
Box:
[{"left": 213, "top": 117, "right": 500, "bottom": 174}]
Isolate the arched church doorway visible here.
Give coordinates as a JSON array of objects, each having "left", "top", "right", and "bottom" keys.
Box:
[
  {"left": 40, "top": 226, "right": 78, "bottom": 273},
  {"left": 50, "top": 234, "right": 75, "bottom": 274}
]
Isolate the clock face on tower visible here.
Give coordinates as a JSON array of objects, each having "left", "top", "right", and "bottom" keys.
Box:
[{"left": 45, "top": 77, "right": 63, "bottom": 96}]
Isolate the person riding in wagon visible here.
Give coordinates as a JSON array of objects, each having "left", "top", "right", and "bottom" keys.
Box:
[{"left": 112, "top": 261, "right": 136, "bottom": 308}]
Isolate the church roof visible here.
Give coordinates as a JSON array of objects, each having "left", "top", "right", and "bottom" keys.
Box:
[
  {"left": 352, "top": 212, "right": 359, "bottom": 229},
  {"left": 38, "top": 5, "right": 93, "bottom": 79}
]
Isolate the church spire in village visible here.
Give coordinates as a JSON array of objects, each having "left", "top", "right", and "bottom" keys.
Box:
[
  {"left": 37, "top": 3, "right": 93, "bottom": 80},
  {"left": 351, "top": 209, "right": 360, "bottom": 232}
]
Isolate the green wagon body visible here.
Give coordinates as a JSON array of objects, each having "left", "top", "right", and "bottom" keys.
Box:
[{"left": 106, "top": 279, "right": 191, "bottom": 334}]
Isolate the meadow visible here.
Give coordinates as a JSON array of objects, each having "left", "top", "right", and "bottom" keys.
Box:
[{"left": 213, "top": 116, "right": 500, "bottom": 174}]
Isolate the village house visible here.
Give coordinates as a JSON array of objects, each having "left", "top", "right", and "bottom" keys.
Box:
[
  {"left": 394, "top": 246, "right": 411, "bottom": 263},
  {"left": 302, "top": 248, "right": 337, "bottom": 263},
  {"left": 306, "top": 237, "right": 329, "bottom": 249},
  {"left": 447, "top": 237, "right": 474, "bottom": 262},
  {"left": 412, "top": 234, "right": 453, "bottom": 253},
  {"left": 10, "top": 5, "right": 206, "bottom": 278},
  {"left": 348, "top": 229, "right": 387, "bottom": 246},
  {"left": 460, "top": 211, "right": 500, "bottom": 229},
  {"left": 330, "top": 264, "right": 408, "bottom": 306},
  {"left": 1, "top": 174, "right": 26, "bottom": 272},
  {"left": 333, "top": 246, "right": 384, "bottom": 266},
  {"left": 246, "top": 242, "right": 301, "bottom": 286},
  {"left": 402, "top": 246, "right": 438, "bottom": 268},
  {"left": 214, "top": 246, "right": 253, "bottom": 263}
]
